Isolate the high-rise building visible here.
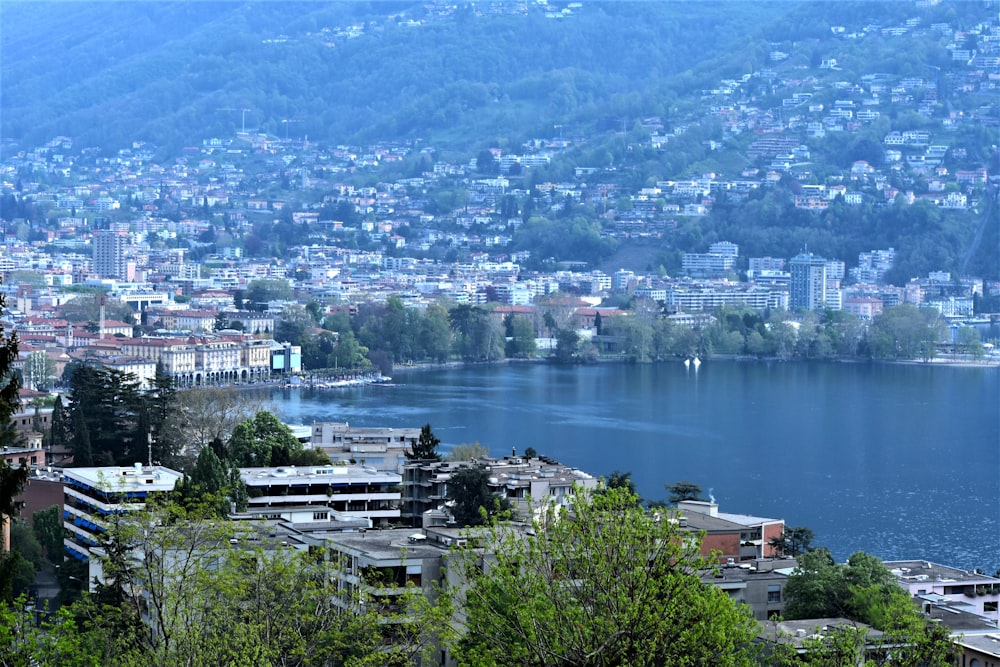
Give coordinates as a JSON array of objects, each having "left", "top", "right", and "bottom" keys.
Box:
[
  {"left": 92, "top": 231, "right": 129, "bottom": 278},
  {"left": 789, "top": 252, "right": 827, "bottom": 310}
]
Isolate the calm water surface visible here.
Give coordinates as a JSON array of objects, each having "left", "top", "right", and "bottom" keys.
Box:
[{"left": 270, "top": 361, "right": 1000, "bottom": 571}]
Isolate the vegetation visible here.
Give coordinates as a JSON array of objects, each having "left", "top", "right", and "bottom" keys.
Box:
[
  {"left": 445, "top": 466, "right": 510, "bottom": 528},
  {"left": 779, "top": 549, "right": 955, "bottom": 666},
  {"left": 452, "top": 487, "right": 761, "bottom": 666},
  {"left": 406, "top": 423, "right": 441, "bottom": 462},
  {"left": 1, "top": 501, "right": 452, "bottom": 667}
]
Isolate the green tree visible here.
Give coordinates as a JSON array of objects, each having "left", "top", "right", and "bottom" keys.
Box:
[
  {"left": 553, "top": 327, "right": 580, "bottom": 363},
  {"left": 445, "top": 466, "right": 509, "bottom": 527},
  {"left": 782, "top": 549, "right": 955, "bottom": 666},
  {"left": 666, "top": 480, "right": 706, "bottom": 505},
  {"left": 244, "top": 278, "right": 293, "bottom": 310},
  {"left": 768, "top": 525, "right": 815, "bottom": 558},
  {"left": 227, "top": 410, "right": 303, "bottom": 468},
  {"left": 32, "top": 505, "right": 64, "bottom": 564},
  {"left": 505, "top": 314, "right": 537, "bottom": 359},
  {"left": 406, "top": 423, "right": 441, "bottom": 461},
  {"left": 452, "top": 487, "right": 761, "bottom": 666}
]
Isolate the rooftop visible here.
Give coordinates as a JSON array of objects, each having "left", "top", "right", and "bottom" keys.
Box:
[
  {"left": 239, "top": 464, "right": 401, "bottom": 486},
  {"left": 63, "top": 464, "right": 183, "bottom": 493},
  {"left": 885, "top": 560, "right": 1000, "bottom": 585}
]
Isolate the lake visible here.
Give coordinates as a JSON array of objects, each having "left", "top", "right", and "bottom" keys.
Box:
[{"left": 269, "top": 360, "right": 1000, "bottom": 572}]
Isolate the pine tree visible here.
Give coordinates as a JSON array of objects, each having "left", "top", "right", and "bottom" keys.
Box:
[
  {"left": 406, "top": 423, "right": 441, "bottom": 461},
  {"left": 72, "top": 409, "right": 93, "bottom": 467}
]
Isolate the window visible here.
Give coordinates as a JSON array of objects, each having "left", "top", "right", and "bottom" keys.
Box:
[
  {"left": 313, "top": 511, "right": 329, "bottom": 521},
  {"left": 985, "top": 601, "right": 998, "bottom": 613},
  {"left": 767, "top": 585, "right": 781, "bottom": 604}
]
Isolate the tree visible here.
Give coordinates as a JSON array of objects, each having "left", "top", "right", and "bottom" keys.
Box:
[
  {"left": 406, "top": 423, "right": 441, "bottom": 461},
  {"left": 161, "top": 387, "right": 269, "bottom": 454},
  {"left": 505, "top": 315, "right": 537, "bottom": 359},
  {"left": 33, "top": 505, "right": 64, "bottom": 564},
  {"left": 452, "top": 487, "right": 761, "bottom": 666},
  {"left": 36, "top": 501, "right": 450, "bottom": 666},
  {"left": 23, "top": 350, "right": 56, "bottom": 391},
  {"left": 227, "top": 411, "right": 303, "bottom": 468},
  {"left": 446, "top": 442, "right": 490, "bottom": 462},
  {"left": 553, "top": 327, "right": 580, "bottom": 363},
  {"left": 782, "top": 549, "right": 955, "bottom": 666},
  {"left": 666, "top": 480, "right": 706, "bottom": 505},
  {"left": 768, "top": 526, "right": 815, "bottom": 558},
  {"left": 445, "top": 466, "right": 509, "bottom": 527}
]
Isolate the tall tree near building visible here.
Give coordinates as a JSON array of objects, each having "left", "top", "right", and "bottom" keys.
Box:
[
  {"left": 0, "top": 284, "right": 26, "bottom": 601},
  {"left": 445, "top": 466, "right": 509, "bottom": 527},
  {"left": 405, "top": 423, "right": 441, "bottom": 461},
  {"left": 453, "top": 487, "right": 760, "bottom": 666},
  {"left": 666, "top": 480, "right": 706, "bottom": 505},
  {"left": 71, "top": 409, "right": 93, "bottom": 467},
  {"left": 46, "top": 395, "right": 70, "bottom": 457}
]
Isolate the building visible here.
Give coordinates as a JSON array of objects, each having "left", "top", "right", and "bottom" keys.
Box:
[
  {"left": 885, "top": 560, "right": 1000, "bottom": 624},
  {"left": 953, "top": 633, "right": 1000, "bottom": 667},
  {"left": 311, "top": 422, "right": 421, "bottom": 472},
  {"left": 789, "top": 252, "right": 828, "bottom": 310},
  {"left": 704, "top": 557, "right": 796, "bottom": 620},
  {"left": 62, "top": 464, "right": 184, "bottom": 566},
  {"left": 239, "top": 464, "right": 402, "bottom": 526},
  {"left": 92, "top": 231, "right": 129, "bottom": 279},
  {"left": 676, "top": 500, "right": 785, "bottom": 563},
  {"left": 401, "top": 455, "right": 598, "bottom": 527}
]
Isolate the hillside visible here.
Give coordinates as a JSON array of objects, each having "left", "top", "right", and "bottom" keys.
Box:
[{"left": 1, "top": 1, "right": 783, "bottom": 154}]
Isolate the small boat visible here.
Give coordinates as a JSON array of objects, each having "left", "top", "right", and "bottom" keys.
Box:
[{"left": 692, "top": 356, "right": 701, "bottom": 368}]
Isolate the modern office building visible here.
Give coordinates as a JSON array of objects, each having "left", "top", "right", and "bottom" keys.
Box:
[{"left": 789, "top": 252, "right": 828, "bottom": 310}]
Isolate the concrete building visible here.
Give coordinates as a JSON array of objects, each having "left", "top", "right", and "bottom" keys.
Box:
[
  {"left": 239, "top": 464, "right": 402, "bottom": 526},
  {"left": 790, "top": 252, "right": 828, "bottom": 310},
  {"left": 885, "top": 559, "right": 1000, "bottom": 624},
  {"left": 704, "top": 557, "right": 797, "bottom": 620},
  {"left": 676, "top": 500, "right": 785, "bottom": 563},
  {"left": 62, "top": 464, "right": 184, "bottom": 565},
  {"left": 401, "top": 455, "right": 598, "bottom": 527},
  {"left": 92, "top": 231, "right": 129, "bottom": 279},
  {"left": 311, "top": 422, "right": 420, "bottom": 472}
]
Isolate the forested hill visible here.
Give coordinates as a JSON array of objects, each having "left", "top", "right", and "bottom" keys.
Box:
[{"left": 3, "top": 1, "right": 801, "bottom": 154}]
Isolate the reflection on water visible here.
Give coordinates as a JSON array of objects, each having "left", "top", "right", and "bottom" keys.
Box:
[{"left": 271, "top": 362, "right": 1000, "bottom": 571}]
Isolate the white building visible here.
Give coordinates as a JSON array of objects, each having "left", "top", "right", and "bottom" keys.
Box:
[
  {"left": 63, "top": 464, "right": 184, "bottom": 567},
  {"left": 886, "top": 560, "right": 1000, "bottom": 624},
  {"left": 239, "top": 465, "right": 402, "bottom": 526}
]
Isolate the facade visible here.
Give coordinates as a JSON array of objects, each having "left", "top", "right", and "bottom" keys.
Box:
[
  {"left": 885, "top": 559, "right": 1000, "bottom": 624},
  {"left": 676, "top": 500, "right": 785, "bottom": 563},
  {"left": 401, "top": 455, "right": 598, "bottom": 527},
  {"left": 239, "top": 464, "right": 402, "bottom": 526},
  {"left": 62, "top": 464, "right": 184, "bottom": 564},
  {"left": 92, "top": 231, "right": 129, "bottom": 279},
  {"left": 311, "top": 422, "right": 420, "bottom": 472},
  {"left": 789, "top": 252, "right": 828, "bottom": 310},
  {"left": 704, "top": 557, "right": 796, "bottom": 620}
]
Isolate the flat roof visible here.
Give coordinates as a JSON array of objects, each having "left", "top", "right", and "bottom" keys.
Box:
[
  {"left": 885, "top": 560, "right": 1000, "bottom": 584},
  {"left": 240, "top": 464, "right": 401, "bottom": 486},
  {"left": 63, "top": 465, "right": 183, "bottom": 492}
]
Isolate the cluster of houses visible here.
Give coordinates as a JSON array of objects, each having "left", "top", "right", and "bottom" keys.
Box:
[{"left": 9, "top": 418, "right": 1000, "bottom": 666}]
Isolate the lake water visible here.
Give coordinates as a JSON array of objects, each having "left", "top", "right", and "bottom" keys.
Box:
[{"left": 269, "top": 361, "right": 1000, "bottom": 572}]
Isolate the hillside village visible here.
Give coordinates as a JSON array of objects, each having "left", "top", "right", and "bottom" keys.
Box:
[
  {"left": 2, "top": 2, "right": 1000, "bottom": 665},
  {"left": 1, "top": 4, "right": 998, "bottom": 386}
]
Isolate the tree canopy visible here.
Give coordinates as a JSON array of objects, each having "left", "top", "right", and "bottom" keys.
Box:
[{"left": 452, "top": 487, "right": 761, "bottom": 666}]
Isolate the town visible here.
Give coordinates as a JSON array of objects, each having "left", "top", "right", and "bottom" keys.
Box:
[{"left": 1, "top": 0, "right": 999, "bottom": 664}]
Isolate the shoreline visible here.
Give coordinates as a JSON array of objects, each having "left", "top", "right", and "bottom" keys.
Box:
[{"left": 388, "top": 354, "right": 1000, "bottom": 375}]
